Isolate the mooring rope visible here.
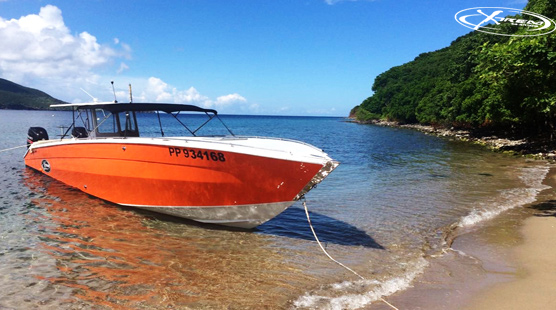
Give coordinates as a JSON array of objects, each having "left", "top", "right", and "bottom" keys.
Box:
[
  {"left": 0, "top": 145, "right": 27, "bottom": 153},
  {"left": 302, "top": 199, "right": 399, "bottom": 310}
]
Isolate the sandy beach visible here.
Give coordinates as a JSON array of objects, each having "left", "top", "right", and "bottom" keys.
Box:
[{"left": 465, "top": 214, "right": 556, "bottom": 309}]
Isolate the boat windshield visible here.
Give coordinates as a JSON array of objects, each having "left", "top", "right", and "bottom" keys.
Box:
[{"left": 93, "top": 108, "right": 139, "bottom": 138}]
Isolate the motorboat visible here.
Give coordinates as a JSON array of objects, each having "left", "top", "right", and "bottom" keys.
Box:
[{"left": 24, "top": 101, "right": 338, "bottom": 228}]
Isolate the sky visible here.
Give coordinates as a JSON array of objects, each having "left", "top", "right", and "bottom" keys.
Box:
[{"left": 0, "top": 0, "right": 528, "bottom": 116}]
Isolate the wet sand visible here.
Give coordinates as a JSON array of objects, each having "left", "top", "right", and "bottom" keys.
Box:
[
  {"left": 465, "top": 214, "right": 556, "bottom": 310},
  {"left": 366, "top": 166, "right": 556, "bottom": 310}
]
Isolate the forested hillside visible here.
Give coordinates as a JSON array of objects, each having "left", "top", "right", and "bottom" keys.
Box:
[
  {"left": 353, "top": 0, "right": 556, "bottom": 136},
  {"left": 0, "top": 78, "right": 66, "bottom": 110}
]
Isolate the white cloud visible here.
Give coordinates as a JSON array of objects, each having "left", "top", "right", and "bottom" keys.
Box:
[
  {"left": 136, "top": 76, "right": 254, "bottom": 113},
  {"left": 0, "top": 5, "right": 130, "bottom": 99},
  {"left": 142, "top": 77, "right": 173, "bottom": 102},
  {"left": 215, "top": 93, "right": 247, "bottom": 106},
  {"left": 0, "top": 6, "right": 254, "bottom": 114},
  {"left": 173, "top": 86, "right": 210, "bottom": 104},
  {"left": 117, "top": 62, "right": 129, "bottom": 74}
]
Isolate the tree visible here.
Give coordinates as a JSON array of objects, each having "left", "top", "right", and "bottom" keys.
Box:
[{"left": 355, "top": 0, "right": 556, "bottom": 135}]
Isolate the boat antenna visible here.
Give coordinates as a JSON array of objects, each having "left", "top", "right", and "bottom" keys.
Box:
[
  {"left": 129, "top": 84, "right": 133, "bottom": 103},
  {"left": 111, "top": 81, "right": 118, "bottom": 103},
  {"left": 80, "top": 88, "right": 99, "bottom": 103}
]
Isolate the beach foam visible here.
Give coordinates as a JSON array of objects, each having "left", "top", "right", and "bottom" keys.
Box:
[
  {"left": 458, "top": 165, "right": 550, "bottom": 228},
  {"left": 293, "top": 257, "right": 428, "bottom": 309}
]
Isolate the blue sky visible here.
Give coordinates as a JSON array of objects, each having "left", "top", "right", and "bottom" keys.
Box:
[{"left": 0, "top": 0, "right": 527, "bottom": 116}]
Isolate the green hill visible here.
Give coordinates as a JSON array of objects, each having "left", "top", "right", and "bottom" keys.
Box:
[
  {"left": 0, "top": 78, "right": 66, "bottom": 110},
  {"left": 353, "top": 0, "right": 556, "bottom": 136}
]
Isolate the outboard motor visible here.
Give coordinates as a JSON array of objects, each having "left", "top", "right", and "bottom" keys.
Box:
[{"left": 27, "top": 127, "right": 49, "bottom": 148}]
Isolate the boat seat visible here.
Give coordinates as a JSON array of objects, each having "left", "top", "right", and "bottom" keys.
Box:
[{"left": 72, "top": 127, "right": 89, "bottom": 138}]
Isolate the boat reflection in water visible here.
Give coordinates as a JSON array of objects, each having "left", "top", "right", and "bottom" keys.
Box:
[{"left": 23, "top": 170, "right": 317, "bottom": 309}]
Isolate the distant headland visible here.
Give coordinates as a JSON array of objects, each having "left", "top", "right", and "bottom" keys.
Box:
[{"left": 0, "top": 78, "right": 66, "bottom": 110}]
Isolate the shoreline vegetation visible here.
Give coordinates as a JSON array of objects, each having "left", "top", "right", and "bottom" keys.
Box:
[{"left": 351, "top": 0, "right": 556, "bottom": 163}]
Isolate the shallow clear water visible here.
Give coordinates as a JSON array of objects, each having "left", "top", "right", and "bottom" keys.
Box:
[{"left": 0, "top": 109, "right": 548, "bottom": 309}]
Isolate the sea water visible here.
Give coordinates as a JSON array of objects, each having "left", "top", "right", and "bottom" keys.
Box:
[{"left": 0, "top": 109, "right": 549, "bottom": 309}]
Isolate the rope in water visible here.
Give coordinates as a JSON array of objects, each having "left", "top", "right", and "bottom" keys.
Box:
[
  {"left": 0, "top": 144, "right": 27, "bottom": 153},
  {"left": 302, "top": 199, "right": 399, "bottom": 310}
]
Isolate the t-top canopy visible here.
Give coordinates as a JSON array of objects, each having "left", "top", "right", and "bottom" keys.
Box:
[{"left": 51, "top": 102, "right": 218, "bottom": 115}]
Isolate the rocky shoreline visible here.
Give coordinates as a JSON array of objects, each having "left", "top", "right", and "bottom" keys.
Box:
[{"left": 350, "top": 118, "right": 556, "bottom": 160}]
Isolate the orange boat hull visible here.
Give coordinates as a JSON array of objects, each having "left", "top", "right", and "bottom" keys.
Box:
[{"left": 24, "top": 140, "right": 333, "bottom": 228}]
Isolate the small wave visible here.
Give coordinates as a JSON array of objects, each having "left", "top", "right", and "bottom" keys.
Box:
[
  {"left": 293, "top": 258, "right": 428, "bottom": 310},
  {"left": 458, "top": 165, "right": 550, "bottom": 228}
]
